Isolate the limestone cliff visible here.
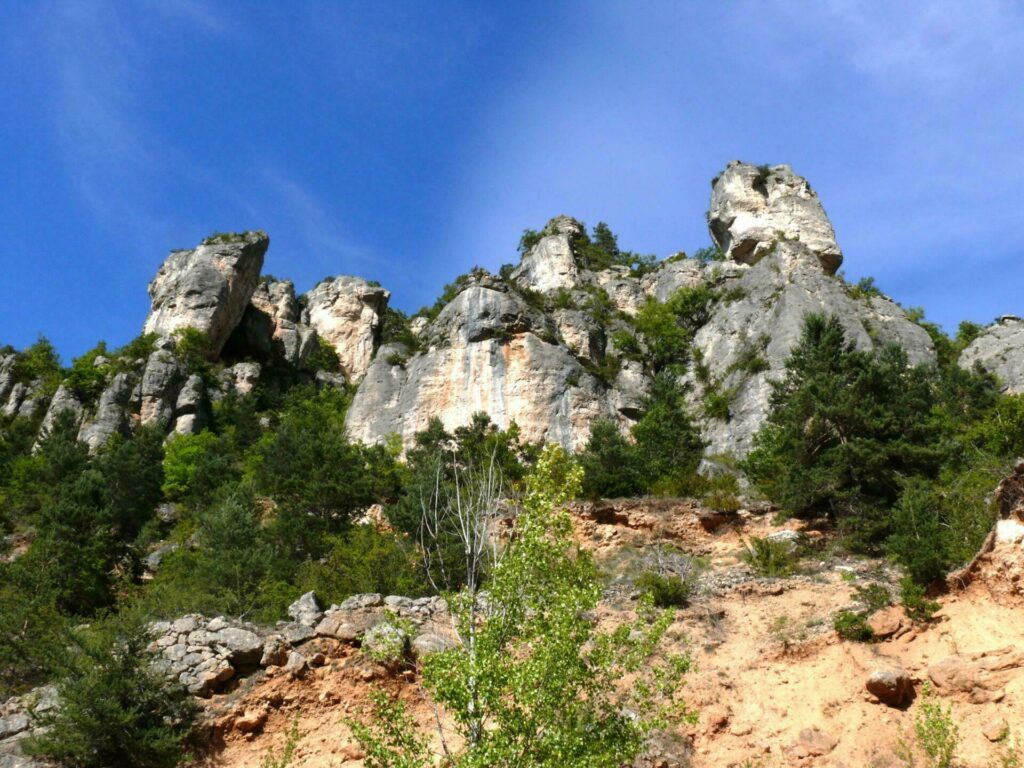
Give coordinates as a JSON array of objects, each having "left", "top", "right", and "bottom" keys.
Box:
[{"left": 959, "top": 315, "right": 1024, "bottom": 394}]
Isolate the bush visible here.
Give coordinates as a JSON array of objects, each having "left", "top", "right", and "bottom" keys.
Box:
[
  {"left": 853, "top": 583, "right": 892, "bottom": 613},
  {"left": 65, "top": 342, "right": 111, "bottom": 404},
  {"left": 12, "top": 335, "right": 63, "bottom": 391},
  {"left": 24, "top": 620, "right": 196, "bottom": 768},
  {"left": 632, "top": 373, "right": 705, "bottom": 493},
  {"left": 578, "top": 419, "right": 645, "bottom": 499},
  {"left": 833, "top": 610, "right": 874, "bottom": 642},
  {"left": 743, "top": 314, "right": 948, "bottom": 549},
  {"left": 742, "top": 536, "right": 795, "bottom": 577},
  {"left": 162, "top": 430, "right": 235, "bottom": 506},
  {"left": 304, "top": 336, "right": 342, "bottom": 372},
  {"left": 296, "top": 526, "right": 431, "bottom": 606},
  {"left": 635, "top": 571, "right": 694, "bottom": 607},
  {"left": 633, "top": 285, "right": 716, "bottom": 373},
  {"left": 900, "top": 577, "right": 940, "bottom": 624},
  {"left": 897, "top": 683, "right": 959, "bottom": 768}
]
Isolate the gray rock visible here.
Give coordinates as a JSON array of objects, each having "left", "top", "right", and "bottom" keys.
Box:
[
  {"left": 287, "top": 591, "right": 323, "bottom": 628},
  {"left": 143, "top": 231, "right": 268, "bottom": 357},
  {"left": 686, "top": 240, "right": 934, "bottom": 458},
  {"left": 959, "top": 315, "right": 1024, "bottom": 394},
  {"left": 0, "top": 354, "right": 16, "bottom": 405},
  {"left": 172, "top": 374, "right": 206, "bottom": 435},
  {"left": 230, "top": 278, "right": 315, "bottom": 366},
  {"left": 553, "top": 309, "right": 604, "bottom": 361},
  {"left": 303, "top": 276, "right": 389, "bottom": 381},
  {"left": 222, "top": 362, "right": 261, "bottom": 397},
  {"left": 139, "top": 349, "right": 182, "bottom": 426},
  {"left": 339, "top": 593, "right": 384, "bottom": 610},
  {"left": 211, "top": 627, "right": 264, "bottom": 666},
  {"left": 411, "top": 632, "right": 456, "bottom": 659},
  {"left": 641, "top": 256, "right": 708, "bottom": 302},
  {"left": 283, "top": 650, "right": 308, "bottom": 678},
  {"left": 708, "top": 161, "right": 843, "bottom": 274},
  {"left": 144, "top": 543, "right": 178, "bottom": 574},
  {"left": 866, "top": 666, "right": 914, "bottom": 707},
  {"left": 361, "top": 622, "right": 408, "bottom": 661},
  {"left": 1, "top": 383, "right": 28, "bottom": 419},
  {"left": 78, "top": 372, "right": 136, "bottom": 452},
  {"left": 426, "top": 284, "right": 549, "bottom": 347},
  {"left": 595, "top": 267, "right": 645, "bottom": 315},
  {"left": 511, "top": 215, "right": 586, "bottom": 293},
  {"left": 37, "top": 385, "right": 84, "bottom": 439}
]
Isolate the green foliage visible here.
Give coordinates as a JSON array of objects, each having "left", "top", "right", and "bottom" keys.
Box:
[
  {"left": 114, "top": 333, "right": 159, "bottom": 363},
  {"left": 743, "top": 314, "right": 955, "bottom": 549},
  {"left": 635, "top": 571, "right": 695, "bottom": 607},
  {"left": 846, "top": 275, "right": 884, "bottom": 300},
  {"left": 65, "top": 342, "right": 111, "bottom": 403},
  {"left": 246, "top": 386, "right": 398, "bottom": 555},
  {"left": 897, "top": 684, "right": 959, "bottom": 768},
  {"left": 296, "top": 526, "right": 431, "bottom": 606},
  {"left": 304, "top": 336, "right": 342, "bottom": 372},
  {"left": 348, "top": 691, "right": 433, "bottom": 768},
  {"left": 24, "top": 619, "right": 196, "bottom": 768},
  {"left": 12, "top": 335, "right": 63, "bottom": 392},
  {"left": 578, "top": 418, "right": 645, "bottom": 499},
  {"left": 742, "top": 536, "right": 795, "bottom": 578},
  {"left": 853, "top": 582, "right": 892, "bottom": 613},
  {"left": 886, "top": 480, "right": 951, "bottom": 585},
  {"left": 172, "top": 327, "right": 214, "bottom": 374},
  {"left": 631, "top": 373, "right": 705, "bottom": 493},
  {"left": 899, "top": 577, "right": 940, "bottom": 624},
  {"left": 162, "top": 430, "right": 235, "bottom": 507},
  {"left": 378, "top": 307, "right": 422, "bottom": 353},
  {"left": 142, "top": 488, "right": 290, "bottom": 622},
  {"left": 702, "top": 386, "right": 734, "bottom": 421},
  {"left": 832, "top": 610, "right": 874, "bottom": 642},
  {"left": 261, "top": 719, "right": 301, "bottom": 768},
  {"left": 355, "top": 445, "right": 693, "bottom": 767},
  {"left": 417, "top": 267, "right": 489, "bottom": 321},
  {"left": 632, "top": 285, "right": 717, "bottom": 374},
  {"left": 692, "top": 245, "right": 725, "bottom": 264}
]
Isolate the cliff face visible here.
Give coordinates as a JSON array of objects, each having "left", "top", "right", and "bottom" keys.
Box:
[
  {"left": 11, "top": 160, "right": 1014, "bottom": 461},
  {"left": 959, "top": 316, "right": 1024, "bottom": 394}
]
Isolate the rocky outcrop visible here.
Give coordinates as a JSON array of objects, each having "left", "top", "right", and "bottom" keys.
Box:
[
  {"left": 172, "top": 374, "right": 206, "bottom": 435},
  {"left": 511, "top": 215, "right": 585, "bottom": 293},
  {"left": 346, "top": 279, "right": 616, "bottom": 451},
  {"left": 686, "top": 239, "right": 934, "bottom": 458},
  {"left": 37, "top": 385, "right": 83, "bottom": 438},
  {"left": 959, "top": 315, "right": 1024, "bottom": 393},
  {"left": 303, "top": 276, "right": 389, "bottom": 381},
  {"left": 708, "top": 161, "right": 843, "bottom": 274},
  {"left": 78, "top": 372, "right": 136, "bottom": 452},
  {"left": 230, "top": 278, "right": 315, "bottom": 367},
  {"left": 0, "top": 354, "right": 17, "bottom": 406},
  {"left": 143, "top": 231, "right": 268, "bottom": 357},
  {"left": 139, "top": 345, "right": 182, "bottom": 427}
]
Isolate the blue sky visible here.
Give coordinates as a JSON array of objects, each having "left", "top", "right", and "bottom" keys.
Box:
[{"left": 1, "top": 1, "right": 1022, "bottom": 359}]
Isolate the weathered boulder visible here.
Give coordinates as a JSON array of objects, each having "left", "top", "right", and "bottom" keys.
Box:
[
  {"left": 139, "top": 346, "right": 182, "bottom": 427},
  {"left": 686, "top": 240, "right": 935, "bottom": 458},
  {"left": 427, "top": 284, "right": 549, "bottom": 346},
  {"left": 37, "top": 385, "right": 83, "bottom": 438},
  {"left": 928, "top": 647, "right": 1024, "bottom": 703},
  {"left": 78, "top": 372, "right": 136, "bottom": 452},
  {"left": 708, "top": 161, "right": 843, "bottom": 274},
  {"left": 595, "top": 267, "right": 645, "bottom": 315},
  {"left": 303, "top": 276, "right": 388, "bottom": 381},
  {"left": 1, "top": 382, "right": 29, "bottom": 418},
  {"left": 641, "top": 256, "right": 708, "bottom": 302},
  {"left": 220, "top": 361, "right": 261, "bottom": 398},
  {"left": 172, "top": 374, "right": 206, "bottom": 436},
  {"left": 230, "top": 278, "right": 315, "bottom": 366},
  {"left": 0, "top": 353, "right": 16, "bottom": 405},
  {"left": 866, "top": 665, "right": 914, "bottom": 707},
  {"left": 959, "top": 315, "right": 1024, "bottom": 393},
  {"left": 143, "top": 231, "right": 268, "bottom": 357},
  {"left": 510, "top": 215, "right": 585, "bottom": 293},
  {"left": 287, "top": 591, "right": 323, "bottom": 628}
]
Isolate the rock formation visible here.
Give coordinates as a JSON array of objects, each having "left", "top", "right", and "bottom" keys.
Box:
[
  {"left": 228, "top": 278, "right": 315, "bottom": 367},
  {"left": 143, "top": 231, "right": 268, "bottom": 357},
  {"left": 685, "top": 239, "right": 934, "bottom": 457},
  {"left": 708, "top": 161, "right": 843, "bottom": 274},
  {"left": 959, "top": 315, "right": 1024, "bottom": 393},
  {"left": 303, "top": 276, "right": 389, "bottom": 381},
  {"left": 510, "top": 215, "right": 584, "bottom": 293},
  {"left": 346, "top": 278, "right": 614, "bottom": 451}
]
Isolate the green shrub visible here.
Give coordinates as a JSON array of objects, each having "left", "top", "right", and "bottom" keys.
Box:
[
  {"left": 24, "top": 620, "right": 196, "bottom": 768},
  {"left": 635, "top": 571, "right": 695, "bottom": 607},
  {"left": 853, "top": 583, "right": 892, "bottom": 613},
  {"left": 578, "top": 419, "right": 645, "bottom": 499},
  {"left": 304, "top": 336, "right": 342, "bottom": 372},
  {"left": 65, "top": 342, "right": 111, "bottom": 403},
  {"left": 832, "top": 610, "right": 874, "bottom": 642},
  {"left": 162, "top": 430, "right": 235, "bottom": 506},
  {"left": 172, "top": 327, "right": 214, "bottom": 372},
  {"left": 296, "top": 526, "right": 431, "bottom": 606},
  {"left": 900, "top": 577, "right": 940, "bottom": 624},
  {"left": 12, "top": 336, "right": 63, "bottom": 392},
  {"left": 742, "top": 536, "right": 795, "bottom": 577},
  {"left": 632, "top": 373, "right": 705, "bottom": 492},
  {"left": 702, "top": 387, "right": 733, "bottom": 421},
  {"left": 897, "top": 683, "right": 959, "bottom": 768}
]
